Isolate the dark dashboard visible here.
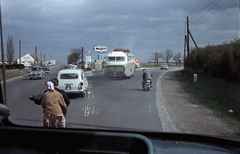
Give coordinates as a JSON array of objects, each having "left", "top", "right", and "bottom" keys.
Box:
[{"left": 0, "top": 120, "right": 239, "bottom": 154}]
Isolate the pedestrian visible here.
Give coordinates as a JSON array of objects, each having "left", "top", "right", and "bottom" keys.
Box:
[{"left": 41, "top": 81, "right": 66, "bottom": 128}]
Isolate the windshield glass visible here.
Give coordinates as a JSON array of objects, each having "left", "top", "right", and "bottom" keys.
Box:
[
  {"left": 32, "top": 68, "right": 40, "bottom": 71},
  {"left": 116, "top": 57, "right": 125, "bottom": 62},
  {"left": 1, "top": 0, "right": 239, "bottom": 141},
  {"left": 107, "top": 57, "right": 116, "bottom": 62}
]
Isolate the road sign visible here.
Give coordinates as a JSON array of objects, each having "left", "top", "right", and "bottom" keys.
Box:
[{"left": 94, "top": 46, "right": 108, "bottom": 53}]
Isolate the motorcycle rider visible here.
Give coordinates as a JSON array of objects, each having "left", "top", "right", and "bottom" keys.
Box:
[
  {"left": 142, "top": 69, "right": 152, "bottom": 89},
  {"left": 29, "top": 78, "right": 70, "bottom": 116}
]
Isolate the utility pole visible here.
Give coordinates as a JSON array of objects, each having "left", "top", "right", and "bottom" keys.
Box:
[
  {"left": 0, "top": 2, "right": 7, "bottom": 105},
  {"left": 19, "top": 39, "right": 21, "bottom": 71},
  {"left": 184, "top": 35, "right": 187, "bottom": 70},
  {"left": 81, "top": 46, "right": 84, "bottom": 70},
  {"left": 40, "top": 51, "right": 42, "bottom": 66},
  {"left": 187, "top": 16, "right": 190, "bottom": 70},
  {"left": 35, "top": 46, "right": 37, "bottom": 65}
]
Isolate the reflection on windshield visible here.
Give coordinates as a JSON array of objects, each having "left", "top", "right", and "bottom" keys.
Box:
[{"left": 1, "top": 0, "right": 239, "bottom": 141}]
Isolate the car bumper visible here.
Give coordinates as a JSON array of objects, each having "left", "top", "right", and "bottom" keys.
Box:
[
  {"left": 161, "top": 67, "right": 168, "bottom": 69},
  {"left": 105, "top": 72, "right": 125, "bottom": 77},
  {"left": 64, "top": 89, "right": 84, "bottom": 94},
  {"left": 30, "top": 75, "right": 42, "bottom": 78}
]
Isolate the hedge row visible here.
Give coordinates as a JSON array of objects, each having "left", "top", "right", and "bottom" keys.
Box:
[{"left": 185, "top": 38, "right": 240, "bottom": 81}]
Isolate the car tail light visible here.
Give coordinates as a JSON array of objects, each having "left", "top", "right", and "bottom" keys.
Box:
[{"left": 79, "top": 82, "right": 83, "bottom": 89}]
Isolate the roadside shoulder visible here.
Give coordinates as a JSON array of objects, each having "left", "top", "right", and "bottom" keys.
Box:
[{"left": 158, "top": 70, "right": 238, "bottom": 140}]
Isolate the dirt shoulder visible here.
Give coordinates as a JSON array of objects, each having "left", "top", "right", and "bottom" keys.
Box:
[{"left": 158, "top": 70, "right": 239, "bottom": 141}]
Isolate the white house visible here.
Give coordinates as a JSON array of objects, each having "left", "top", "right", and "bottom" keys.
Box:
[{"left": 16, "top": 53, "right": 40, "bottom": 69}]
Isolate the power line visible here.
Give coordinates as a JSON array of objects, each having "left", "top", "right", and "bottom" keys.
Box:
[
  {"left": 191, "top": 0, "right": 221, "bottom": 24},
  {"left": 188, "top": 0, "right": 205, "bottom": 17},
  {"left": 190, "top": 0, "right": 215, "bottom": 21}
]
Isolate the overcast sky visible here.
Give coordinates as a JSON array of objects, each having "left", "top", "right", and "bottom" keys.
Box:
[{"left": 1, "top": 0, "right": 239, "bottom": 64}]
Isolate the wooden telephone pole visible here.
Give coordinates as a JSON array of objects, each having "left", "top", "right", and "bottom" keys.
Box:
[
  {"left": 187, "top": 17, "right": 190, "bottom": 69},
  {"left": 186, "top": 16, "right": 198, "bottom": 70}
]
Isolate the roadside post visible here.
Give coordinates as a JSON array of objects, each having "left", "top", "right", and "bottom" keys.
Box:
[
  {"left": 194, "top": 74, "right": 197, "bottom": 83},
  {"left": 178, "top": 59, "right": 181, "bottom": 71}
]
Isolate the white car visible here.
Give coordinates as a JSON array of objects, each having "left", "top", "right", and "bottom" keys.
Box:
[
  {"left": 160, "top": 63, "right": 168, "bottom": 70},
  {"left": 57, "top": 69, "right": 88, "bottom": 97}
]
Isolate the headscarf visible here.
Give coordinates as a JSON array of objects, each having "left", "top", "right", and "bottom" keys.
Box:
[{"left": 46, "top": 81, "right": 55, "bottom": 91}]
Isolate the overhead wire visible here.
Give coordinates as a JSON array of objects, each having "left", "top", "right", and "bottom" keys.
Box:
[
  {"left": 189, "top": 0, "right": 214, "bottom": 20},
  {"left": 187, "top": 0, "right": 205, "bottom": 18},
  {"left": 191, "top": 0, "right": 221, "bottom": 24}
]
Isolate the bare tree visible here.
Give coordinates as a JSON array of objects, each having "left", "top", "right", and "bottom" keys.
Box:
[
  {"left": 6, "top": 34, "right": 15, "bottom": 64},
  {"left": 163, "top": 49, "right": 173, "bottom": 64},
  {"left": 67, "top": 47, "right": 83, "bottom": 65},
  {"left": 173, "top": 53, "right": 181, "bottom": 66},
  {"left": 151, "top": 52, "right": 163, "bottom": 67}
]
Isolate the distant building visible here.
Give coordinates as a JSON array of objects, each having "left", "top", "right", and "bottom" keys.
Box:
[
  {"left": 43, "top": 60, "right": 56, "bottom": 66},
  {"left": 16, "top": 53, "right": 40, "bottom": 69}
]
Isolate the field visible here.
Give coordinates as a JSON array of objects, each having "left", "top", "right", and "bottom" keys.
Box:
[{"left": 140, "top": 62, "right": 183, "bottom": 68}]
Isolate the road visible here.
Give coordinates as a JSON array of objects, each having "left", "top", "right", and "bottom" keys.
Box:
[{"left": 6, "top": 65, "right": 175, "bottom": 131}]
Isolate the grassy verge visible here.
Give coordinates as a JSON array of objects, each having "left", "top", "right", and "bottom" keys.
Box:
[
  {"left": 175, "top": 70, "right": 240, "bottom": 135},
  {"left": 0, "top": 69, "right": 29, "bottom": 81},
  {"left": 141, "top": 62, "right": 183, "bottom": 67}
]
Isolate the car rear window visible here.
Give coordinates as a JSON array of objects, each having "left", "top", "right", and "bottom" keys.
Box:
[{"left": 60, "top": 73, "right": 78, "bottom": 79}]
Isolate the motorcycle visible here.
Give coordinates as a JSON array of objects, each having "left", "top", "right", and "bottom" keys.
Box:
[{"left": 143, "top": 79, "right": 151, "bottom": 91}]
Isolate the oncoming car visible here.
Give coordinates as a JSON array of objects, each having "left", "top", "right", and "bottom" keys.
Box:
[
  {"left": 29, "top": 66, "right": 45, "bottom": 80},
  {"left": 57, "top": 69, "right": 88, "bottom": 97},
  {"left": 160, "top": 63, "right": 168, "bottom": 70},
  {"left": 42, "top": 65, "right": 49, "bottom": 74}
]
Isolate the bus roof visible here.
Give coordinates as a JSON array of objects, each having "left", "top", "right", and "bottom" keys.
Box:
[{"left": 107, "top": 51, "right": 134, "bottom": 57}]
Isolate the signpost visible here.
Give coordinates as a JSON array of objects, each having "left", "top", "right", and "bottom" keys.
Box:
[
  {"left": 94, "top": 46, "right": 108, "bottom": 60},
  {"left": 94, "top": 46, "right": 108, "bottom": 53}
]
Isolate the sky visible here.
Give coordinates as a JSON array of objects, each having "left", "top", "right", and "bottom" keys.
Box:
[{"left": 1, "top": 0, "right": 239, "bottom": 64}]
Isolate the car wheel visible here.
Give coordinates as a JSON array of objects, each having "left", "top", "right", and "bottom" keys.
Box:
[
  {"left": 30, "top": 78, "right": 32, "bottom": 80},
  {"left": 81, "top": 93, "right": 85, "bottom": 97}
]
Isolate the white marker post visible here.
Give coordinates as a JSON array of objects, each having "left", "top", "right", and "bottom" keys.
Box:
[{"left": 194, "top": 74, "right": 197, "bottom": 83}]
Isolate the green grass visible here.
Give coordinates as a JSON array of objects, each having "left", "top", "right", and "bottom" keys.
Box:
[
  {"left": 140, "top": 62, "right": 183, "bottom": 67},
  {"left": 175, "top": 70, "right": 240, "bottom": 134},
  {"left": 0, "top": 69, "right": 29, "bottom": 81}
]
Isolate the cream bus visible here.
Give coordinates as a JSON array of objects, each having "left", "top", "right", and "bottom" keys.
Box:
[{"left": 104, "top": 49, "right": 135, "bottom": 78}]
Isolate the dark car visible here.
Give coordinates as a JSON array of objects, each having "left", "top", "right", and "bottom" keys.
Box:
[
  {"left": 29, "top": 66, "right": 45, "bottom": 80},
  {"left": 42, "top": 65, "right": 49, "bottom": 74}
]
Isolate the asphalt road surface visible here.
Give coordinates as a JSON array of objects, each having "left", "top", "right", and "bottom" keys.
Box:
[{"left": 6, "top": 65, "right": 177, "bottom": 131}]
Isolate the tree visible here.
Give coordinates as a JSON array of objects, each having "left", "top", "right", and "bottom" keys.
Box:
[
  {"left": 67, "top": 47, "right": 84, "bottom": 65},
  {"left": 163, "top": 49, "right": 173, "bottom": 64},
  {"left": 151, "top": 52, "right": 163, "bottom": 67},
  {"left": 173, "top": 53, "right": 181, "bottom": 66},
  {"left": 6, "top": 34, "right": 15, "bottom": 64}
]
